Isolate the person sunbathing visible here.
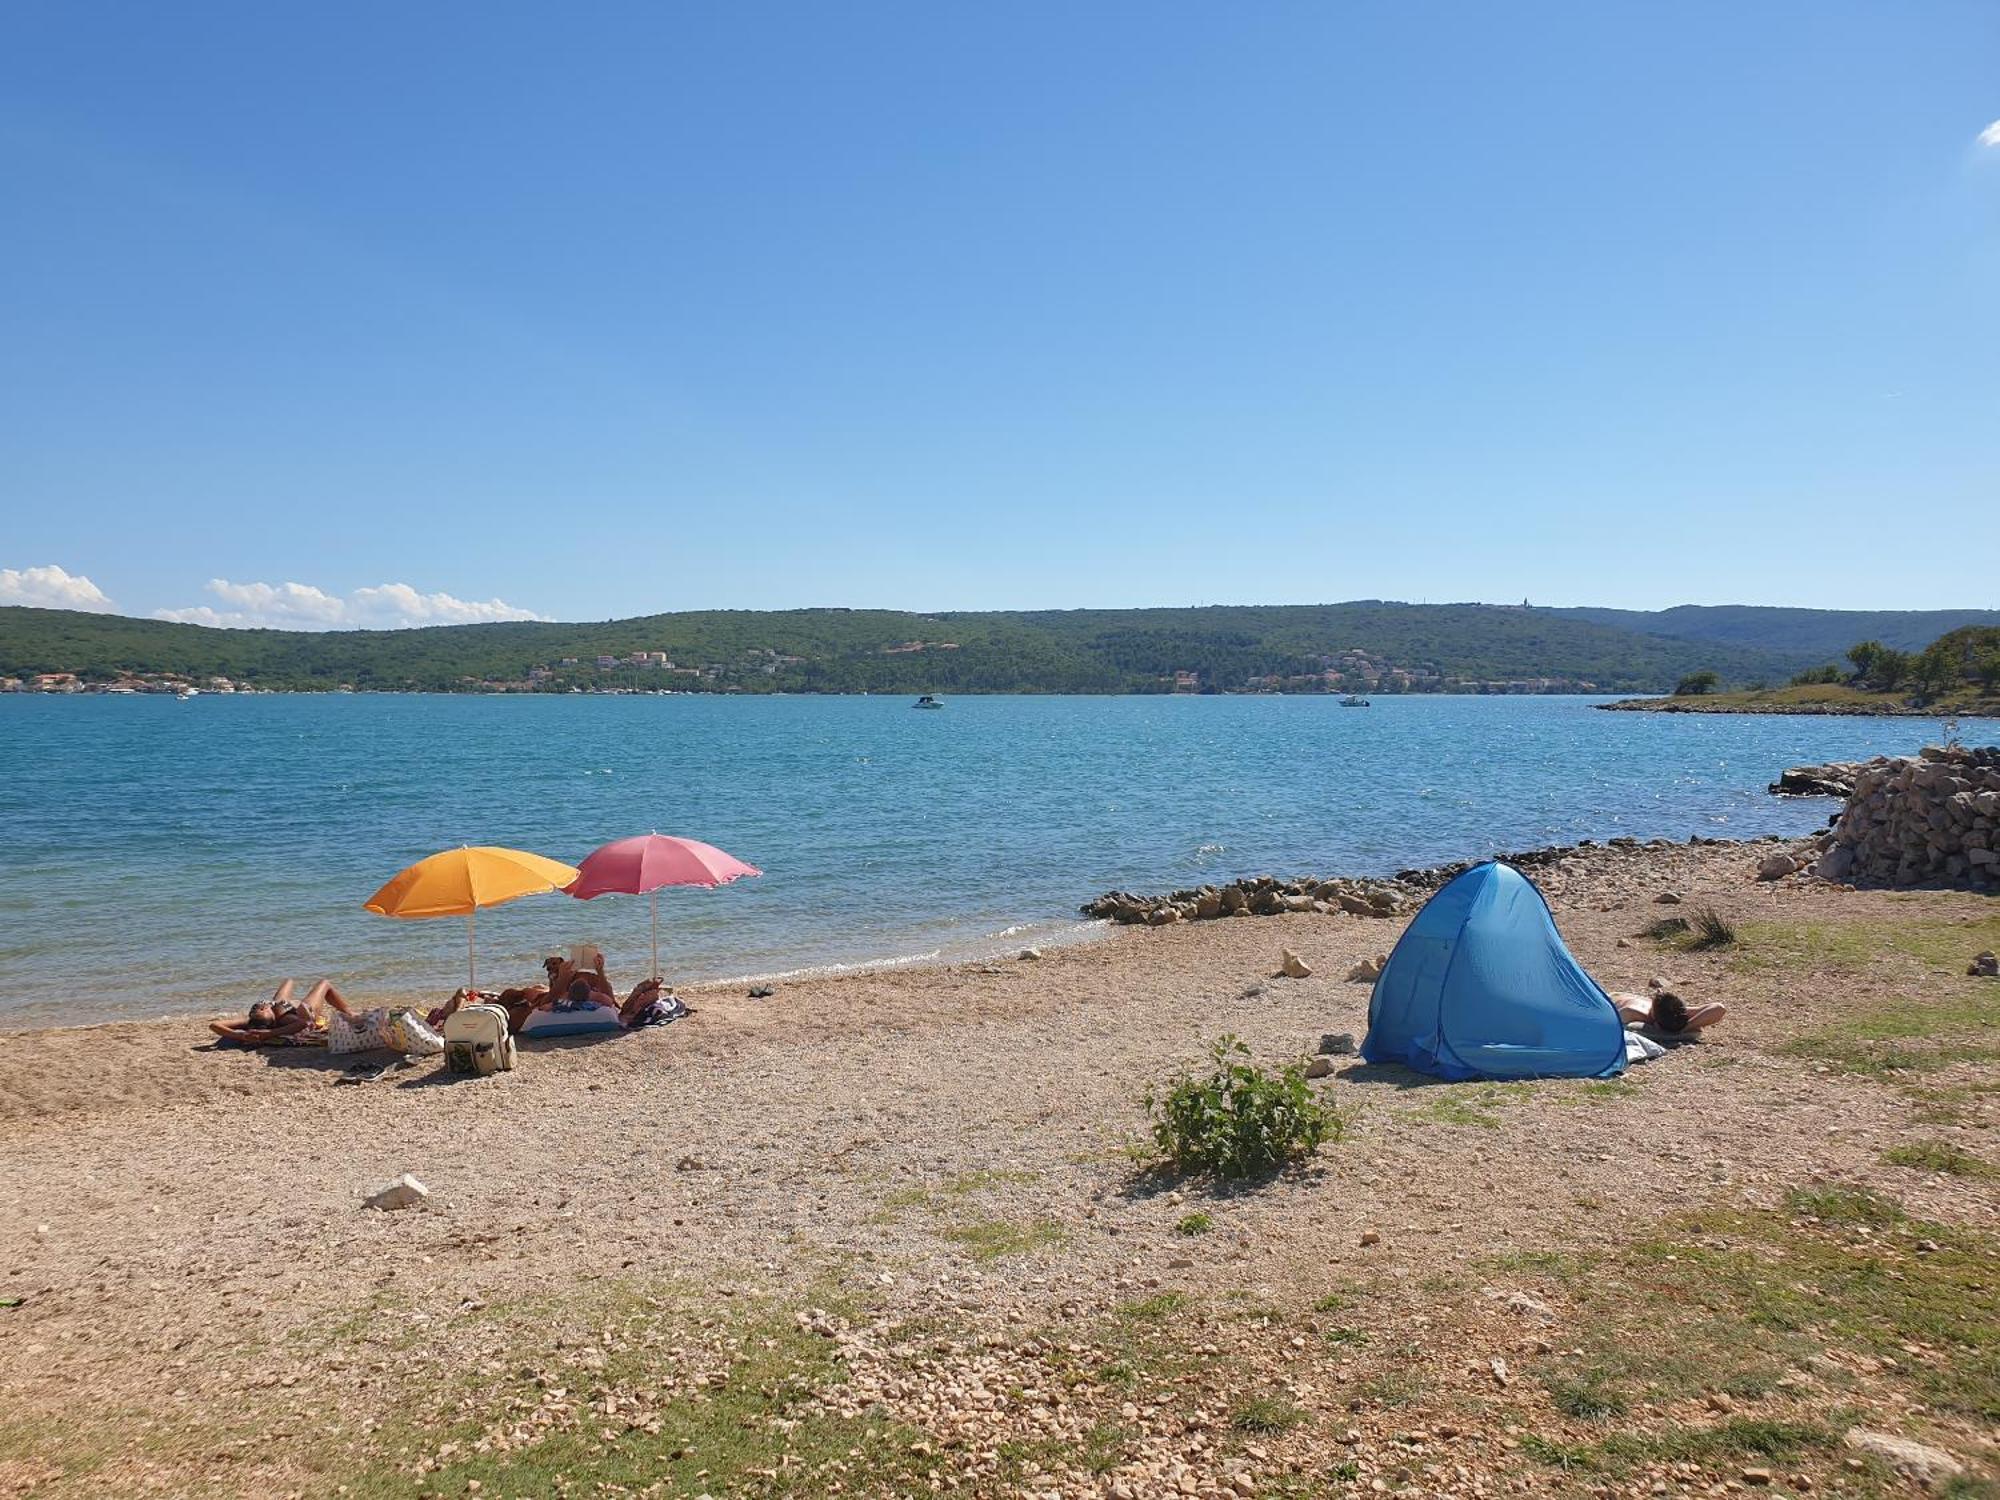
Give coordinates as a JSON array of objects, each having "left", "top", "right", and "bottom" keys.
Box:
[
  {"left": 618, "top": 976, "right": 680, "bottom": 1028},
  {"left": 210, "top": 979, "right": 354, "bottom": 1046},
  {"left": 1615, "top": 989, "right": 1725, "bottom": 1036}
]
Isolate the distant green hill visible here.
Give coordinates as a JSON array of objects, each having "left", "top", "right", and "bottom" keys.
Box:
[
  {"left": 0, "top": 600, "right": 1977, "bottom": 696},
  {"left": 1553, "top": 604, "right": 2000, "bottom": 658}
]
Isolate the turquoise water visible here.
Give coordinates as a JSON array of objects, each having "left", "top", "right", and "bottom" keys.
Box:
[{"left": 0, "top": 693, "right": 1961, "bottom": 1028}]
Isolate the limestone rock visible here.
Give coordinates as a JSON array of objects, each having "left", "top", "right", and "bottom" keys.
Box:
[
  {"left": 1970, "top": 951, "right": 1998, "bottom": 978},
  {"left": 1346, "top": 955, "right": 1385, "bottom": 983},
  {"left": 1841, "top": 1429, "right": 1963, "bottom": 1488},
  {"left": 1304, "top": 1057, "right": 1334, "bottom": 1079},
  {"left": 365, "top": 1173, "right": 429, "bottom": 1211},
  {"left": 1757, "top": 851, "right": 1801, "bottom": 881},
  {"left": 1277, "top": 948, "right": 1312, "bottom": 980}
]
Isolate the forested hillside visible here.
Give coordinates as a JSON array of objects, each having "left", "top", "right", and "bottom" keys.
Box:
[
  {"left": 1554, "top": 604, "right": 2000, "bottom": 658},
  {"left": 0, "top": 600, "right": 1976, "bottom": 695}
]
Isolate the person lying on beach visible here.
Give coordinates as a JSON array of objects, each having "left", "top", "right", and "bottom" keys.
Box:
[
  {"left": 1614, "top": 990, "right": 1725, "bottom": 1036},
  {"left": 427, "top": 953, "right": 615, "bottom": 1033},
  {"left": 616, "top": 976, "right": 689, "bottom": 1028},
  {"left": 209, "top": 979, "right": 353, "bottom": 1046}
]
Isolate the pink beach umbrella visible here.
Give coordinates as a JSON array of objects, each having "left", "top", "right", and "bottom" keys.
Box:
[{"left": 566, "top": 834, "right": 762, "bottom": 979}]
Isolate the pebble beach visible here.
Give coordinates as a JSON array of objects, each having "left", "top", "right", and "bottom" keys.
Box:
[{"left": 2, "top": 830, "right": 1996, "bottom": 1497}]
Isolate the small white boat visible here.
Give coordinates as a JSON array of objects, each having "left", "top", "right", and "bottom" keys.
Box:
[
  {"left": 177, "top": 687, "right": 199, "bottom": 701},
  {"left": 1338, "top": 694, "right": 1370, "bottom": 707},
  {"left": 913, "top": 695, "right": 944, "bottom": 710}
]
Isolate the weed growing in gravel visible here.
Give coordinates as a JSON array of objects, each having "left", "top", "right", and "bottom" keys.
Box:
[
  {"left": 1229, "top": 1395, "right": 1305, "bottom": 1434},
  {"left": 1409, "top": 1084, "right": 1525, "bottom": 1129},
  {"left": 1174, "top": 1211, "right": 1214, "bottom": 1236},
  {"left": 941, "top": 1218, "right": 1066, "bottom": 1262},
  {"left": 1117, "top": 1291, "right": 1190, "bottom": 1322},
  {"left": 1545, "top": 1368, "right": 1631, "bottom": 1418},
  {"left": 1783, "top": 1184, "right": 1906, "bottom": 1226},
  {"left": 1884, "top": 1139, "right": 1998, "bottom": 1178},
  {"left": 1144, "top": 1036, "right": 1345, "bottom": 1179}
]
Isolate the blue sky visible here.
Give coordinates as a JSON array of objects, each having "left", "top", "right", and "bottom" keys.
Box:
[{"left": 2, "top": 2, "right": 1996, "bottom": 627}]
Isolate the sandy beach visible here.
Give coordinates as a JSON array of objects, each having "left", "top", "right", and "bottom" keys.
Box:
[{"left": 2, "top": 835, "right": 1995, "bottom": 1498}]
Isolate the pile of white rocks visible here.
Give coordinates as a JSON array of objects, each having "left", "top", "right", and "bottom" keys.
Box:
[{"left": 1815, "top": 745, "right": 2000, "bottom": 889}]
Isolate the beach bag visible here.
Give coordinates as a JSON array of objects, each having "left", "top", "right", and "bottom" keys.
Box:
[
  {"left": 385, "top": 1008, "right": 445, "bottom": 1057},
  {"left": 443, "top": 1004, "right": 516, "bottom": 1075}
]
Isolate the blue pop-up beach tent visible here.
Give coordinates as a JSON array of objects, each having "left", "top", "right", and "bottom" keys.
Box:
[{"left": 1361, "top": 861, "right": 1626, "bottom": 1082}]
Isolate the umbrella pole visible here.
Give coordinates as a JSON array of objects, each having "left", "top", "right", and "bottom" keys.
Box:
[
  {"left": 651, "top": 889, "right": 660, "bottom": 980},
  {"left": 467, "top": 908, "right": 476, "bottom": 993}
]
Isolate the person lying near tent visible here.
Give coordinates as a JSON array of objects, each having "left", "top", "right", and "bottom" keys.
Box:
[
  {"left": 1614, "top": 988, "right": 1725, "bottom": 1037},
  {"left": 210, "top": 979, "right": 351, "bottom": 1046}
]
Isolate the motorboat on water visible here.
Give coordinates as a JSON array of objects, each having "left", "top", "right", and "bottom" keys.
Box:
[
  {"left": 1338, "top": 694, "right": 1370, "bottom": 707},
  {"left": 913, "top": 695, "right": 944, "bottom": 709}
]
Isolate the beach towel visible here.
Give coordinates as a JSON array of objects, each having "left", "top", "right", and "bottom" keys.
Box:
[{"left": 626, "top": 994, "right": 692, "bottom": 1028}]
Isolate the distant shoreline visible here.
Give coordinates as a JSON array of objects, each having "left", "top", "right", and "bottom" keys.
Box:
[{"left": 1598, "top": 691, "right": 2000, "bottom": 719}]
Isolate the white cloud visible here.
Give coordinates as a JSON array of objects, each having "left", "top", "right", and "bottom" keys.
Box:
[
  {"left": 155, "top": 578, "right": 546, "bottom": 630},
  {"left": 1980, "top": 119, "right": 2000, "bottom": 149},
  {"left": 0, "top": 563, "right": 116, "bottom": 611}
]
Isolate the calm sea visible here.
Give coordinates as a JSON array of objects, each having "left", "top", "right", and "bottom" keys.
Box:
[{"left": 0, "top": 693, "right": 1965, "bottom": 1029}]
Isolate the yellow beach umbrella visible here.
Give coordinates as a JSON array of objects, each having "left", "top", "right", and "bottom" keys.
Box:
[{"left": 364, "top": 845, "right": 581, "bottom": 991}]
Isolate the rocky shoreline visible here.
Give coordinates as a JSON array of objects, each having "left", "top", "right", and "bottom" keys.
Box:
[{"left": 1079, "top": 831, "right": 1807, "bottom": 928}]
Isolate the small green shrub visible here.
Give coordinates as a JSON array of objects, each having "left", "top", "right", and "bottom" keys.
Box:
[
  {"left": 1173, "top": 1211, "right": 1213, "bottom": 1236},
  {"left": 1642, "top": 915, "right": 1691, "bottom": 940},
  {"left": 1144, "top": 1036, "right": 1344, "bottom": 1179}
]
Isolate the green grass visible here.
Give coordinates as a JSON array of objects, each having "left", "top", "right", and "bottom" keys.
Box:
[
  {"left": 1573, "top": 1079, "right": 1639, "bottom": 1102},
  {"left": 1734, "top": 913, "right": 2000, "bottom": 976},
  {"left": 1884, "top": 1139, "right": 1999, "bottom": 1178},
  {"left": 1784, "top": 1184, "right": 1907, "bottom": 1226},
  {"left": 1117, "top": 1291, "right": 1190, "bottom": 1322},
  {"left": 1229, "top": 1395, "right": 1306, "bottom": 1434},
  {"left": 940, "top": 1217, "right": 1066, "bottom": 1262},
  {"left": 313, "top": 1285, "right": 938, "bottom": 1500},
  {"left": 1504, "top": 1193, "right": 2000, "bottom": 1433},
  {"left": 1321, "top": 1325, "right": 1370, "bottom": 1347},
  {"left": 1174, "top": 1211, "right": 1214, "bottom": 1236},
  {"left": 1759, "top": 924, "right": 2000, "bottom": 1080},
  {"left": 1545, "top": 1369, "right": 1631, "bottom": 1419},
  {"left": 879, "top": 1167, "right": 1040, "bottom": 1217},
  {"left": 1408, "top": 1083, "right": 1527, "bottom": 1129}
]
